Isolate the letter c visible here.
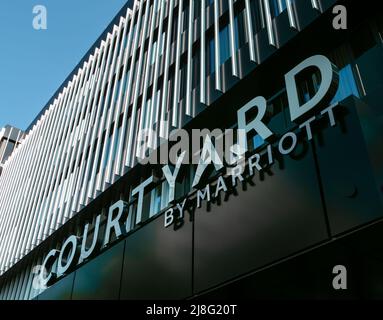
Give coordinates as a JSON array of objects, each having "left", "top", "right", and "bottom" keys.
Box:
[
  {"left": 39, "top": 249, "right": 59, "bottom": 287},
  {"left": 57, "top": 235, "right": 79, "bottom": 277}
]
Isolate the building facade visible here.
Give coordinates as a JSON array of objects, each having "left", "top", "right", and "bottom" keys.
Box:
[
  {"left": 0, "top": 0, "right": 382, "bottom": 299},
  {"left": 0, "top": 126, "right": 24, "bottom": 176}
]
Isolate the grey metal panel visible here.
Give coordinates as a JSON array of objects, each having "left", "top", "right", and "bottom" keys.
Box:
[
  {"left": 244, "top": 0, "right": 257, "bottom": 62},
  {"left": 171, "top": 0, "right": 184, "bottom": 128},
  {"left": 125, "top": 0, "right": 152, "bottom": 168},
  {"left": 311, "top": 0, "right": 320, "bottom": 10},
  {"left": 0, "top": 0, "right": 336, "bottom": 295},
  {"left": 0, "top": 128, "right": 35, "bottom": 253},
  {"left": 41, "top": 69, "right": 85, "bottom": 237},
  {"left": 95, "top": 20, "right": 126, "bottom": 195},
  {"left": 186, "top": 0, "right": 195, "bottom": 116},
  {"left": 0, "top": 112, "right": 49, "bottom": 271},
  {"left": 27, "top": 79, "right": 77, "bottom": 251},
  {"left": 0, "top": 121, "right": 42, "bottom": 272},
  {"left": 79, "top": 35, "right": 117, "bottom": 207},
  {"left": 114, "top": 0, "right": 144, "bottom": 176},
  {"left": 11, "top": 92, "right": 66, "bottom": 262},
  {"left": 36, "top": 70, "right": 85, "bottom": 242},
  {"left": 18, "top": 103, "right": 62, "bottom": 250},
  {"left": 53, "top": 58, "right": 95, "bottom": 230},
  {"left": 86, "top": 30, "right": 119, "bottom": 203},
  {"left": 0, "top": 127, "right": 13, "bottom": 163},
  {"left": 88, "top": 27, "right": 119, "bottom": 202},
  {"left": 213, "top": 0, "right": 222, "bottom": 91},
  {"left": 263, "top": 0, "right": 277, "bottom": 47},
  {"left": 228, "top": 0, "right": 239, "bottom": 77},
  {"left": 136, "top": 0, "right": 159, "bottom": 160},
  {"left": 63, "top": 47, "right": 101, "bottom": 220},
  {"left": 159, "top": 0, "right": 175, "bottom": 138},
  {"left": 286, "top": 0, "right": 297, "bottom": 29},
  {"left": 200, "top": 0, "right": 207, "bottom": 104},
  {"left": 0, "top": 138, "right": 27, "bottom": 250},
  {"left": 147, "top": 0, "right": 167, "bottom": 149},
  {"left": 104, "top": 8, "right": 135, "bottom": 186},
  {"left": 48, "top": 60, "right": 90, "bottom": 234},
  {"left": 72, "top": 45, "right": 106, "bottom": 213}
]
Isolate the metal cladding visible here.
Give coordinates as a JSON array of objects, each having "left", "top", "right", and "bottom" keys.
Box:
[{"left": 0, "top": 0, "right": 325, "bottom": 300}]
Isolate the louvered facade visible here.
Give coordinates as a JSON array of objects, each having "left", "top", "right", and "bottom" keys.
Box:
[{"left": 1, "top": 0, "right": 383, "bottom": 300}]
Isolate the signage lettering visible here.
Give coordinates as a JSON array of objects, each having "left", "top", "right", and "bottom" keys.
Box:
[{"left": 38, "top": 54, "right": 341, "bottom": 285}]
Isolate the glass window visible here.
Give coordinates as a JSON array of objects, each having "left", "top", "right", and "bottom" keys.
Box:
[
  {"left": 192, "top": 52, "right": 200, "bottom": 89},
  {"left": 113, "top": 78, "right": 121, "bottom": 107},
  {"left": 156, "top": 2, "right": 161, "bottom": 13},
  {"left": 161, "top": 180, "right": 170, "bottom": 210},
  {"left": 180, "top": 64, "right": 188, "bottom": 99},
  {"left": 1, "top": 141, "right": 15, "bottom": 163},
  {"left": 252, "top": 135, "right": 265, "bottom": 150},
  {"left": 234, "top": 9, "right": 249, "bottom": 49},
  {"left": 121, "top": 34, "right": 127, "bottom": 53},
  {"left": 111, "top": 126, "right": 120, "bottom": 163},
  {"left": 182, "top": 4, "right": 189, "bottom": 32},
  {"left": 115, "top": 37, "right": 121, "bottom": 57},
  {"left": 208, "top": 38, "right": 215, "bottom": 74},
  {"left": 153, "top": 89, "right": 161, "bottom": 124},
  {"left": 295, "top": 68, "right": 322, "bottom": 105},
  {"left": 144, "top": 99, "right": 151, "bottom": 130},
  {"left": 171, "top": 13, "right": 178, "bottom": 43},
  {"left": 331, "top": 64, "right": 360, "bottom": 103},
  {"left": 159, "top": 32, "right": 165, "bottom": 56},
  {"left": 167, "top": 74, "right": 175, "bottom": 110},
  {"left": 122, "top": 68, "right": 130, "bottom": 102},
  {"left": 250, "top": 0, "right": 266, "bottom": 33},
  {"left": 271, "top": 0, "right": 287, "bottom": 17},
  {"left": 151, "top": 41, "right": 157, "bottom": 65},
  {"left": 194, "top": 0, "right": 201, "bottom": 19},
  {"left": 131, "top": 23, "right": 137, "bottom": 44},
  {"left": 150, "top": 184, "right": 162, "bottom": 218},
  {"left": 142, "top": 191, "right": 151, "bottom": 222},
  {"left": 297, "top": 63, "right": 360, "bottom": 105},
  {"left": 207, "top": 25, "right": 236, "bottom": 73},
  {"left": 102, "top": 134, "right": 112, "bottom": 174},
  {"left": 219, "top": 25, "right": 231, "bottom": 65}
]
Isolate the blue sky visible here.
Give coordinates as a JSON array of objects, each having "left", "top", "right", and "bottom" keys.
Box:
[{"left": 0, "top": 0, "right": 128, "bottom": 130}]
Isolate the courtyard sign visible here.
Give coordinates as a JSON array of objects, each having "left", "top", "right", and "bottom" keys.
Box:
[{"left": 38, "top": 54, "right": 340, "bottom": 287}]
